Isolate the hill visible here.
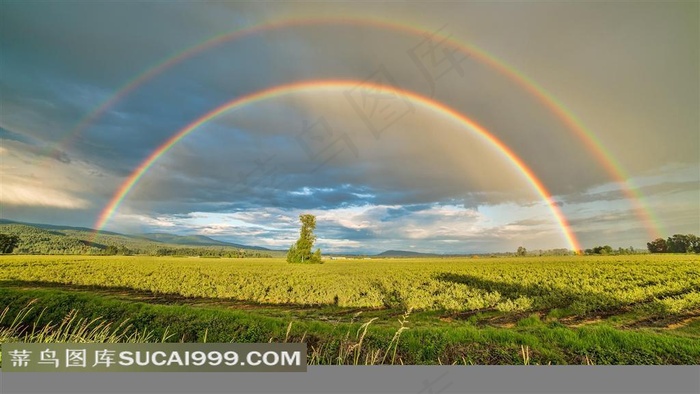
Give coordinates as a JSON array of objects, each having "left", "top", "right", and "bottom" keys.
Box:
[
  {"left": 136, "top": 233, "right": 271, "bottom": 250},
  {"left": 0, "top": 220, "right": 280, "bottom": 257},
  {"left": 375, "top": 250, "right": 442, "bottom": 257},
  {"left": 0, "top": 219, "right": 123, "bottom": 236},
  {"left": 373, "top": 249, "right": 486, "bottom": 257}
]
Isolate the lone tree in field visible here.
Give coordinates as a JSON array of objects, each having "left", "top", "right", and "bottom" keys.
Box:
[{"left": 287, "top": 214, "right": 322, "bottom": 264}]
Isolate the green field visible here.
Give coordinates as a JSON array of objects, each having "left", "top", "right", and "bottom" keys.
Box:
[{"left": 1, "top": 254, "right": 699, "bottom": 364}]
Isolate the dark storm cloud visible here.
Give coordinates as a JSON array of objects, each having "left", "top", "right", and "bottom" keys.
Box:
[
  {"left": 0, "top": 2, "right": 286, "bottom": 175},
  {"left": 4, "top": 2, "right": 692, "bottom": 186},
  {"left": 0, "top": 1, "right": 594, "bottom": 194},
  {"left": 1, "top": 2, "right": 238, "bottom": 86}
]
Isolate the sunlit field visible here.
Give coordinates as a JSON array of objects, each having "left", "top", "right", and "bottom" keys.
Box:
[{"left": 2, "top": 254, "right": 699, "bottom": 364}]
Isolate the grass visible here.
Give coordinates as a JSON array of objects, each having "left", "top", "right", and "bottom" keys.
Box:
[{"left": 0, "top": 299, "right": 160, "bottom": 365}]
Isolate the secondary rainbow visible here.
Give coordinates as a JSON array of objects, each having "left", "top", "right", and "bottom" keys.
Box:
[
  {"left": 94, "top": 80, "right": 582, "bottom": 252},
  {"left": 52, "top": 16, "right": 661, "bottom": 240}
]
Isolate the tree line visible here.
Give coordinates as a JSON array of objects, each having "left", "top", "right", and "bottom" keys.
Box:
[
  {"left": 582, "top": 245, "right": 643, "bottom": 256},
  {"left": 647, "top": 234, "right": 700, "bottom": 254},
  {"left": 515, "top": 245, "right": 640, "bottom": 256},
  {"left": 516, "top": 234, "right": 700, "bottom": 256}
]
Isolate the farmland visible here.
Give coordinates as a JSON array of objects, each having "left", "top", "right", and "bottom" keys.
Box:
[{"left": 1, "top": 254, "right": 699, "bottom": 364}]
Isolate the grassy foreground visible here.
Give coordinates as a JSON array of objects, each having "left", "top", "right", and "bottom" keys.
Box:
[{"left": 1, "top": 288, "right": 699, "bottom": 365}]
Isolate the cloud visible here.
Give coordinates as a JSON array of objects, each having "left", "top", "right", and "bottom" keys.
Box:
[
  {"left": 0, "top": 126, "right": 36, "bottom": 145},
  {"left": 106, "top": 202, "right": 567, "bottom": 253},
  {"left": 564, "top": 181, "right": 699, "bottom": 205},
  {"left": 0, "top": 144, "right": 86, "bottom": 209},
  {"left": 0, "top": 182, "right": 88, "bottom": 209},
  {"left": 569, "top": 203, "right": 700, "bottom": 249},
  {"left": 506, "top": 218, "right": 551, "bottom": 227},
  {"left": 0, "top": 139, "right": 119, "bottom": 215}
]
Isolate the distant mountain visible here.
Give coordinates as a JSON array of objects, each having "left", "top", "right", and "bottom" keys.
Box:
[
  {"left": 136, "top": 233, "right": 271, "bottom": 251},
  {"left": 375, "top": 250, "right": 442, "bottom": 257}
]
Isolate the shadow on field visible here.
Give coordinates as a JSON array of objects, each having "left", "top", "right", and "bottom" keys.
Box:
[
  {"left": 436, "top": 273, "right": 700, "bottom": 329},
  {"left": 435, "top": 273, "right": 620, "bottom": 315},
  {"left": 79, "top": 240, "right": 107, "bottom": 249},
  {"left": 0, "top": 279, "right": 373, "bottom": 316}
]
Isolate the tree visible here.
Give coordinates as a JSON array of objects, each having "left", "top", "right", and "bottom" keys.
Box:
[
  {"left": 596, "top": 245, "right": 613, "bottom": 255},
  {"left": 516, "top": 246, "right": 527, "bottom": 256},
  {"left": 287, "top": 214, "right": 322, "bottom": 264},
  {"left": 690, "top": 235, "right": 700, "bottom": 253},
  {"left": 0, "top": 234, "right": 19, "bottom": 254},
  {"left": 584, "top": 245, "right": 614, "bottom": 255},
  {"left": 647, "top": 238, "right": 667, "bottom": 253},
  {"left": 666, "top": 234, "right": 698, "bottom": 253}
]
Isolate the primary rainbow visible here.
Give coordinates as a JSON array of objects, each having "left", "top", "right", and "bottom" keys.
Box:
[
  {"left": 52, "top": 16, "right": 661, "bottom": 240},
  {"left": 94, "top": 80, "right": 582, "bottom": 252}
]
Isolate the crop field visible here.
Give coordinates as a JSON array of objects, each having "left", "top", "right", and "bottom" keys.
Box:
[{"left": 1, "top": 254, "right": 699, "bottom": 365}]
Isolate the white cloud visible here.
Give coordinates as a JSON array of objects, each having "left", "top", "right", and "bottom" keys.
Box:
[{"left": 0, "top": 181, "right": 88, "bottom": 209}]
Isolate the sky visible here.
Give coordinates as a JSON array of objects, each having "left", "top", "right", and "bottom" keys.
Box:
[{"left": 0, "top": 1, "right": 698, "bottom": 254}]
